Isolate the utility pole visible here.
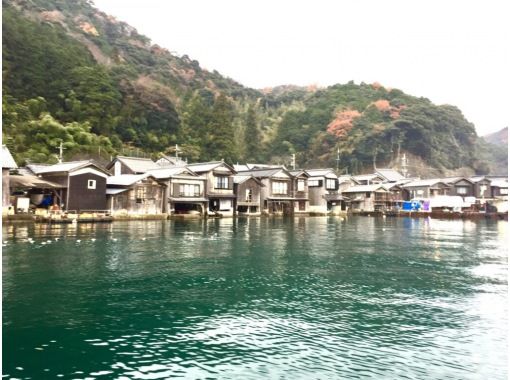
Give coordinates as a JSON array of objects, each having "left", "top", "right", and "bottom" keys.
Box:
[
  {"left": 336, "top": 148, "right": 340, "bottom": 172},
  {"left": 175, "top": 144, "right": 181, "bottom": 159},
  {"left": 401, "top": 153, "right": 408, "bottom": 178},
  {"left": 291, "top": 154, "right": 296, "bottom": 170},
  {"left": 57, "top": 141, "right": 65, "bottom": 163}
]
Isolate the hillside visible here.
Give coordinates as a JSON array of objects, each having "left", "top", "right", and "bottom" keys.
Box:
[
  {"left": 483, "top": 127, "right": 508, "bottom": 146},
  {"left": 2, "top": 0, "right": 506, "bottom": 175}
]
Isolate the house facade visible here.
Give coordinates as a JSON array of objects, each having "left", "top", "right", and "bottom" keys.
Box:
[
  {"left": 149, "top": 166, "right": 208, "bottom": 216},
  {"left": 402, "top": 179, "right": 450, "bottom": 199},
  {"left": 289, "top": 170, "right": 310, "bottom": 214},
  {"left": 107, "top": 174, "right": 166, "bottom": 216},
  {"left": 187, "top": 161, "right": 237, "bottom": 217},
  {"left": 233, "top": 175, "right": 264, "bottom": 215},
  {"left": 27, "top": 161, "right": 109, "bottom": 212},
  {"left": 342, "top": 184, "right": 391, "bottom": 212},
  {"left": 305, "top": 169, "right": 344, "bottom": 214}
]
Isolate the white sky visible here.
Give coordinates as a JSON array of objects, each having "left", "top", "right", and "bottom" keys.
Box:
[{"left": 94, "top": 0, "right": 509, "bottom": 136}]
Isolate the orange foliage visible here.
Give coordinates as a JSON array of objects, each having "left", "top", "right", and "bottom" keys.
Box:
[
  {"left": 390, "top": 105, "right": 406, "bottom": 119},
  {"left": 373, "top": 99, "right": 391, "bottom": 111},
  {"left": 371, "top": 82, "right": 382, "bottom": 90},
  {"left": 327, "top": 109, "right": 361, "bottom": 137}
]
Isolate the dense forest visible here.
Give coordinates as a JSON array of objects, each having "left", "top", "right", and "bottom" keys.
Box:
[{"left": 2, "top": 0, "right": 507, "bottom": 176}]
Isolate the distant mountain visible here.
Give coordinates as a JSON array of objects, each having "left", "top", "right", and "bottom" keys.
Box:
[
  {"left": 483, "top": 127, "right": 508, "bottom": 146},
  {"left": 2, "top": 0, "right": 505, "bottom": 176}
]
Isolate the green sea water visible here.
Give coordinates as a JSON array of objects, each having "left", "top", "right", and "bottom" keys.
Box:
[{"left": 2, "top": 217, "right": 508, "bottom": 379}]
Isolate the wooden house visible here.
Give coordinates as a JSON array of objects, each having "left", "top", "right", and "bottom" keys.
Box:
[
  {"left": 442, "top": 177, "right": 475, "bottom": 197},
  {"left": 238, "top": 167, "right": 295, "bottom": 215},
  {"left": 186, "top": 161, "right": 237, "bottom": 216},
  {"left": 233, "top": 175, "right": 264, "bottom": 215},
  {"left": 9, "top": 173, "right": 63, "bottom": 213},
  {"left": 26, "top": 161, "right": 109, "bottom": 212},
  {"left": 289, "top": 170, "right": 310, "bottom": 214},
  {"left": 2, "top": 145, "right": 17, "bottom": 211},
  {"left": 106, "top": 156, "right": 160, "bottom": 175},
  {"left": 149, "top": 166, "right": 208, "bottom": 216},
  {"left": 106, "top": 174, "right": 166, "bottom": 216},
  {"left": 469, "top": 176, "right": 492, "bottom": 199},
  {"left": 305, "top": 169, "right": 344, "bottom": 214},
  {"left": 402, "top": 179, "right": 450, "bottom": 199},
  {"left": 342, "top": 184, "right": 391, "bottom": 212}
]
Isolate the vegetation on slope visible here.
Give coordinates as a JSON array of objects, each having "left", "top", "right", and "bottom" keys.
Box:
[{"left": 2, "top": 0, "right": 505, "bottom": 175}]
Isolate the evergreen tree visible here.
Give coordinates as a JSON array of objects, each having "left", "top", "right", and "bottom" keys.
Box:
[{"left": 244, "top": 105, "right": 262, "bottom": 162}]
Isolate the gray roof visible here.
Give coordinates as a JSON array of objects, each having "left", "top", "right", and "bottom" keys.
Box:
[
  {"left": 237, "top": 167, "right": 290, "bottom": 178},
  {"left": 27, "top": 160, "right": 108, "bottom": 175},
  {"left": 375, "top": 169, "right": 405, "bottom": 182},
  {"left": 148, "top": 166, "right": 197, "bottom": 179},
  {"left": 9, "top": 174, "right": 62, "bottom": 189},
  {"left": 2, "top": 145, "right": 18, "bottom": 169},
  {"left": 402, "top": 179, "right": 449, "bottom": 188},
  {"left": 187, "top": 161, "right": 236, "bottom": 174},
  {"left": 305, "top": 168, "right": 337, "bottom": 178},
  {"left": 114, "top": 156, "right": 160, "bottom": 173},
  {"left": 342, "top": 184, "right": 389, "bottom": 193},
  {"left": 233, "top": 175, "right": 264, "bottom": 186},
  {"left": 288, "top": 170, "right": 309, "bottom": 178},
  {"left": 352, "top": 173, "right": 384, "bottom": 182}
]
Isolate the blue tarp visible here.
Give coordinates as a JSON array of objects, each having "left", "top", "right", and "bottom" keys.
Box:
[{"left": 402, "top": 201, "right": 421, "bottom": 211}]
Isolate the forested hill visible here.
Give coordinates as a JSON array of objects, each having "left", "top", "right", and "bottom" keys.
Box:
[{"left": 2, "top": 0, "right": 507, "bottom": 176}]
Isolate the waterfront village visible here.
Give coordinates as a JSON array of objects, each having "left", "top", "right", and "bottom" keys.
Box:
[{"left": 1, "top": 145, "right": 508, "bottom": 223}]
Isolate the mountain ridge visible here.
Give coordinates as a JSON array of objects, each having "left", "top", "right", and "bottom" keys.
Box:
[{"left": 2, "top": 0, "right": 507, "bottom": 176}]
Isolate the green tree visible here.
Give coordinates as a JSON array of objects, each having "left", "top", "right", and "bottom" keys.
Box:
[{"left": 244, "top": 105, "right": 262, "bottom": 162}]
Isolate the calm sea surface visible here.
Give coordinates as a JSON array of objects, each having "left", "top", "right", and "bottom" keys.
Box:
[{"left": 2, "top": 217, "right": 508, "bottom": 379}]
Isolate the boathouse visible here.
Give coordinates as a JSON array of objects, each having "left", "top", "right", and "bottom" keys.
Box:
[
  {"left": 187, "top": 161, "right": 237, "bottom": 217},
  {"left": 305, "top": 169, "right": 344, "bottom": 214},
  {"left": 26, "top": 161, "right": 109, "bottom": 212},
  {"left": 106, "top": 173, "right": 166, "bottom": 216},
  {"left": 238, "top": 167, "right": 295, "bottom": 215},
  {"left": 289, "top": 169, "right": 310, "bottom": 214},
  {"left": 342, "top": 184, "right": 391, "bottom": 212},
  {"left": 233, "top": 175, "right": 264, "bottom": 216},
  {"left": 149, "top": 166, "right": 208, "bottom": 216}
]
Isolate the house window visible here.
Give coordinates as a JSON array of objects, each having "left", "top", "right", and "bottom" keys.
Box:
[
  {"left": 87, "top": 179, "right": 96, "bottom": 189},
  {"left": 272, "top": 181, "right": 288, "bottom": 195},
  {"left": 297, "top": 179, "right": 305, "bottom": 192},
  {"left": 179, "top": 184, "right": 200, "bottom": 197},
  {"left": 457, "top": 187, "right": 468, "bottom": 195},
  {"left": 136, "top": 186, "right": 147, "bottom": 203},
  {"left": 308, "top": 179, "right": 320, "bottom": 187},
  {"left": 215, "top": 176, "right": 229, "bottom": 189},
  {"left": 500, "top": 188, "right": 508, "bottom": 195},
  {"left": 365, "top": 192, "right": 371, "bottom": 198},
  {"left": 326, "top": 179, "right": 337, "bottom": 190},
  {"left": 245, "top": 189, "right": 252, "bottom": 202}
]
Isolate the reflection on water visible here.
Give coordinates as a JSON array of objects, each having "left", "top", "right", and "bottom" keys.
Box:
[{"left": 2, "top": 217, "right": 508, "bottom": 379}]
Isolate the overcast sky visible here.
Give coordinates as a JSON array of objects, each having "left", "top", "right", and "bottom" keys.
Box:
[{"left": 94, "top": 0, "right": 509, "bottom": 136}]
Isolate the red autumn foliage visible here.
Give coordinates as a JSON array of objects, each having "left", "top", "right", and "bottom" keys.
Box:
[{"left": 326, "top": 109, "right": 361, "bottom": 137}]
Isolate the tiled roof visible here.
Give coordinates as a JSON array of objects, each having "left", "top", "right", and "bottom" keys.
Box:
[
  {"left": 402, "top": 179, "right": 449, "bottom": 188},
  {"left": 375, "top": 169, "right": 405, "bottom": 182},
  {"left": 237, "top": 167, "right": 289, "bottom": 178},
  {"left": 306, "top": 168, "right": 336, "bottom": 177},
  {"left": 28, "top": 160, "right": 103, "bottom": 174},
  {"left": 148, "top": 166, "right": 197, "bottom": 179},
  {"left": 116, "top": 156, "right": 160, "bottom": 173},
  {"left": 187, "top": 161, "right": 236, "bottom": 173}
]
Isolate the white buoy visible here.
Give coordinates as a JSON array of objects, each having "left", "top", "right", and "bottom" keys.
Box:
[
  {"left": 91, "top": 238, "right": 96, "bottom": 242},
  {"left": 112, "top": 238, "right": 117, "bottom": 242},
  {"left": 142, "top": 237, "right": 146, "bottom": 241},
  {"left": 76, "top": 239, "right": 81, "bottom": 243}
]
